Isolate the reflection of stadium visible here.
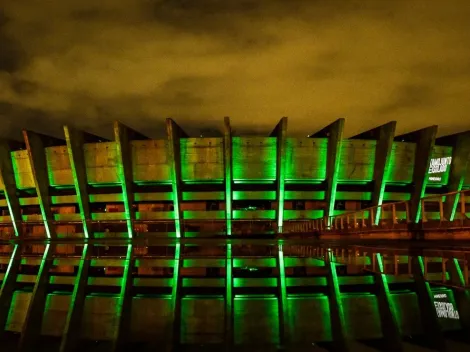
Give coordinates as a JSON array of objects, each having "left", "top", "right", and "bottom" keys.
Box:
[{"left": 0, "top": 118, "right": 469, "bottom": 350}]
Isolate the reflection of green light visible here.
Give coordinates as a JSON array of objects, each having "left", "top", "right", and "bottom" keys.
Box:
[
  {"left": 225, "top": 243, "right": 232, "bottom": 344},
  {"left": 277, "top": 245, "right": 289, "bottom": 344}
]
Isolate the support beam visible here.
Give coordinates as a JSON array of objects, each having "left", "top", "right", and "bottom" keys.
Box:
[
  {"left": 19, "top": 244, "right": 54, "bottom": 351},
  {"left": 276, "top": 244, "right": 289, "bottom": 348},
  {"left": 396, "top": 126, "right": 437, "bottom": 223},
  {"left": 60, "top": 244, "right": 91, "bottom": 352},
  {"left": 437, "top": 131, "right": 470, "bottom": 221},
  {"left": 311, "top": 119, "right": 345, "bottom": 226},
  {"left": 23, "top": 130, "right": 62, "bottom": 238},
  {"left": 113, "top": 244, "right": 134, "bottom": 352},
  {"left": 270, "top": 117, "right": 288, "bottom": 233},
  {"left": 352, "top": 122, "right": 397, "bottom": 224},
  {"left": 447, "top": 258, "right": 470, "bottom": 334},
  {"left": 225, "top": 243, "right": 233, "bottom": 349},
  {"left": 166, "top": 119, "right": 187, "bottom": 238},
  {"left": 325, "top": 249, "right": 349, "bottom": 352},
  {"left": 224, "top": 117, "right": 233, "bottom": 236},
  {"left": 0, "top": 244, "right": 22, "bottom": 329},
  {"left": 411, "top": 256, "right": 446, "bottom": 351},
  {"left": 64, "top": 127, "right": 98, "bottom": 239},
  {"left": 114, "top": 122, "right": 146, "bottom": 239},
  {"left": 374, "top": 253, "right": 403, "bottom": 352},
  {"left": 169, "top": 243, "right": 182, "bottom": 349},
  {"left": 0, "top": 140, "right": 23, "bottom": 237}
]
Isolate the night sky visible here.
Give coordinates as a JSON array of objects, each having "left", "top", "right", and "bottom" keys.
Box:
[{"left": 1, "top": 1, "right": 470, "bottom": 140}]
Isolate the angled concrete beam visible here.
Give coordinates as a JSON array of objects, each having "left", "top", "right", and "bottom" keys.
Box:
[
  {"left": 0, "top": 244, "right": 22, "bottom": 329},
  {"left": 270, "top": 117, "right": 288, "bottom": 233},
  {"left": 447, "top": 258, "right": 470, "bottom": 334},
  {"left": 374, "top": 254, "right": 403, "bottom": 352},
  {"left": 437, "top": 131, "right": 470, "bottom": 221},
  {"left": 64, "top": 126, "right": 99, "bottom": 239},
  {"left": 325, "top": 250, "right": 349, "bottom": 352},
  {"left": 166, "top": 119, "right": 187, "bottom": 238},
  {"left": 169, "top": 243, "right": 182, "bottom": 349},
  {"left": 276, "top": 244, "right": 289, "bottom": 348},
  {"left": 115, "top": 122, "right": 145, "bottom": 239},
  {"left": 224, "top": 117, "right": 233, "bottom": 236},
  {"left": 353, "top": 122, "right": 397, "bottom": 224},
  {"left": 19, "top": 244, "right": 54, "bottom": 351},
  {"left": 59, "top": 244, "right": 91, "bottom": 352},
  {"left": 311, "top": 119, "right": 345, "bottom": 225},
  {"left": 0, "top": 140, "right": 23, "bottom": 237},
  {"left": 395, "top": 126, "right": 437, "bottom": 223},
  {"left": 113, "top": 244, "right": 134, "bottom": 352},
  {"left": 23, "top": 130, "right": 62, "bottom": 238},
  {"left": 411, "top": 256, "right": 446, "bottom": 351},
  {"left": 225, "top": 243, "right": 233, "bottom": 348}
]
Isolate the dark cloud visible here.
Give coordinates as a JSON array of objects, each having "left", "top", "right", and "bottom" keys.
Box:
[{"left": 0, "top": 0, "right": 469, "bottom": 139}]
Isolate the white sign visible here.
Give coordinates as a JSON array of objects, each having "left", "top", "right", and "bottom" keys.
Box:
[
  {"left": 434, "top": 293, "right": 459, "bottom": 319},
  {"left": 428, "top": 157, "right": 452, "bottom": 182}
]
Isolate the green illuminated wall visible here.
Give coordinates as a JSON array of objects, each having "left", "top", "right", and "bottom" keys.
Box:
[
  {"left": 83, "top": 142, "right": 119, "bottom": 185},
  {"left": 385, "top": 142, "right": 416, "bottom": 184},
  {"left": 285, "top": 138, "right": 328, "bottom": 182},
  {"left": 180, "top": 138, "right": 224, "bottom": 182},
  {"left": 337, "top": 140, "right": 376, "bottom": 182},
  {"left": 131, "top": 140, "right": 171, "bottom": 183},
  {"left": 428, "top": 145, "right": 453, "bottom": 186},
  {"left": 10, "top": 150, "right": 35, "bottom": 189},
  {"left": 45, "top": 146, "right": 74, "bottom": 187},
  {"left": 232, "top": 137, "right": 277, "bottom": 182}
]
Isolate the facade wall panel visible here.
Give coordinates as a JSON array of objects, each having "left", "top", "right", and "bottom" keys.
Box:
[
  {"left": 45, "top": 146, "right": 74, "bottom": 186},
  {"left": 285, "top": 138, "right": 327, "bottom": 182},
  {"left": 180, "top": 138, "right": 224, "bottom": 182},
  {"left": 338, "top": 140, "right": 376, "bottom": 182},
  {"left": 131, "top": 140, "right": 171, "bottom": 183},
  {"left": 232, "top": 137, "right": 276, "bottom": 182},
  {"left": 11, "top": 150, "right": 35, "bottom": 189},
  {"left": 385, "top": 142, "right": 416, "bottom": 184},
  {"left": 84, "top": 142, "right": 119, "bottom": 184}
]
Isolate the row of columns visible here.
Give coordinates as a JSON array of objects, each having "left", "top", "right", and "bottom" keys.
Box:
[{"left": 0, "top": 119, "right": 469, "bottom": 239}]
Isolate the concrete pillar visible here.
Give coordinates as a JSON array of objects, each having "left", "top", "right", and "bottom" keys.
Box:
[
  {"left": 276, "top": 244, "right": 289, "bottom": 348},
  {"left": 0, "top": 244, "right": 22, "bottom": 329},
  {"left": 395, "top": 126, "right": 438, "bottom": 223},
  {"left": 374, "top": 254, "right": 403, "bottom": 352},
  {"left": 224, "top": 117, "right": 233, "bottom": 236},
  {"left": 270, "top": 117, "right": 288, "bottom": 233},
  {"left": 0, "top": 140, "right": 23, "bottom": 237},
  {"left": 166, "top": 119, "right": 187, "bottom": 238},
  {"left": 310, "top": 119, "right": 345, "bottom": 226},
  {"left": 64, "top": 126, "right": 102, "bottom": 239},
  {"left": 113, "top": 244, "right": 134, "bottom": 352},
  {"left": 114, "top": 122, "right": 147, "bottom": 238},
  {"left": 18, "top": 244, "right": 54, "bottom": 351},
  {"left": 59, "top": 244, "right": 92, "bottom": 352},
  {"left": 411, "top": 256, "right": 446, "bottom": 351},
  {"left": 23, "top": 130, "right": 62, "bottom": 238},
  {"left": 352, "top": 122, "right": 397, "bottom": 224},
  {"left": 437, "top": 131, "right": 470, "bottom": 221},
  {"left": 325, "top": 250, "right": 349, "bottom": 352}
]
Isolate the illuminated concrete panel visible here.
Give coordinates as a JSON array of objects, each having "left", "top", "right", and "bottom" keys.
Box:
[
  {"left": 234, "top": 296, "right": 279, "bottom": 346},
  {"left": 181, "top": 297, "right": 225, "bottom": 344},
  {"left": 45, "top": 146, "right": 74, "bottom": 186},
  {"left": 285, "top": 138, "right": 328, "bottom": 182},
  {"left": 11, "top": 150, "right": 35, "bottom": 189},
  {"left": 84, "top": 142, "right": 119, "bottom": 184},
  {"left": 288, "top": 295, "right": 332, "bottom": 343},
  {"left": 180, "top": 138, "right": 224, "bottom": 182},
  {"left": 232, "top": 137, "right": 277, "bottom": 182},
  {"left": 283, "top": 209, "right": 323, "bottom": 220},
  {"left": 385, "top": 142, "right": 416, "bottom": 184},
  {"left": 338, "top": 140, "right": 376, "bottom": 182},
  {"left": 131, "top": 140, "right": 171, "bottom": 183}
]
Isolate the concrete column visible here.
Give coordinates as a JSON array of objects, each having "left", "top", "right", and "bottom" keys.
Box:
[
  {"left": 270, "top": 117, "right": 288, "bottom": 233},
  {"left": 59, "top": 244, "right": 92, "bottom": 352},
  {"left": 113, "top": 244, "right": 134, "bottom": 352},
  {"left": 64, "top": 126, "right": 101, "bottom": 239},
  {"left": 0, "top": 140, "right": 23, "bottom": 237},
  {"left": 23, "top": 130, "right": 62, "bottom": 238},
  {"left": 224, "top": 117, "right": 233, "bottom": 236},
  {"left": 114, "top": 122, "right": 147, "bottom": 239},
  {"left": 19, "top": 244, "right": 55, "bottom": 351},
  {"left": 395, "top": 126, "right": 438, "bottom": 223},
  {"left": 438, "top": 131, "right": 470, "bottom": 221},
  {"left": 0, "top": 244, "right": 22, "bottom": 329},
  {"left": 352, "top": 122, "right": 397, "bottom": 224},
  {"left": 325, "top": 250, "right": 349, "bottom": 352},
  {"left": 166, "top": 119, "right": 187, "bottom": 238},
  {"left": 374, "top": 254, "right": 403, "bottom": 352},
  {"left": 411, "top": 256, "right": 446, "bottom": 351},
  {"left": 310, "top": 119, "right": 345, "bottom": 226},
  {"left": 276, "top": 244, "right": 289, "bottom": 348}
]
